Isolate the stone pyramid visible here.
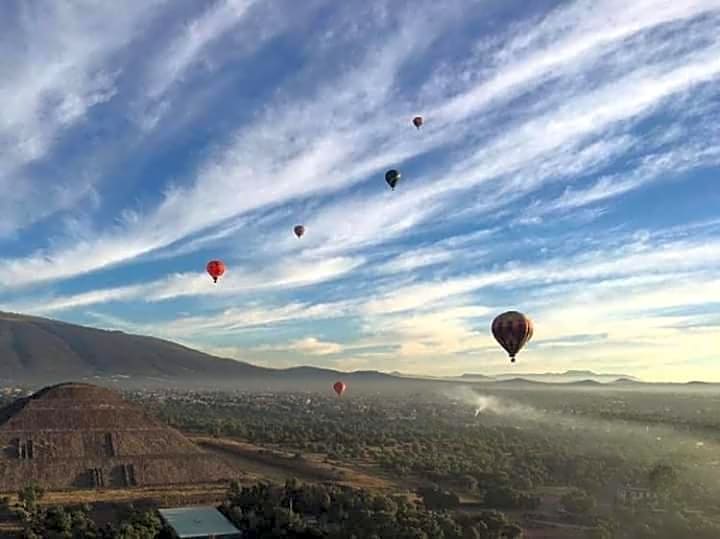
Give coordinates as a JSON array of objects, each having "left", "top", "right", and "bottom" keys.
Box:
[{"left": 0, "top": 382, "right": 234, "bottom": 491}]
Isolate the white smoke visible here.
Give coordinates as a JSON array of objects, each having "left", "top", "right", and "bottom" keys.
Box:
[
  {"left": 444, "top": 386, "right": 538, "bottom": 419},
  {"left": 442, "top": 386, "right": 719, "bottom": 461}
]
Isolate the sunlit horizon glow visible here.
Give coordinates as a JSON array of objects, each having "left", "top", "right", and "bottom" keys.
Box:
[{"left": 1, "top": 0, "right": 719, "bottom": 383}]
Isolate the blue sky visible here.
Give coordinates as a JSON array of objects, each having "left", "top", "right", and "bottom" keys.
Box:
[{"left": 1, "top": 0, "right": 719, "bottom": 382}]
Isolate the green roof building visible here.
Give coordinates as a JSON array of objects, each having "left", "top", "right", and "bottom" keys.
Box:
[{"left": 158, "top": 506, "right": 242, "bottom": 539}]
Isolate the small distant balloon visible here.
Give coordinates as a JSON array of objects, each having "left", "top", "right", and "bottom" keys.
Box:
[
  {"left": 412, "top": 116, "right": 423, "bottom": 129},
  {"left": 491, "top": 311, "right": 533, "bottom": 363},
  {"left": 206, "top": 260, "right": 226, "bottom": 283},
  {"left": 385, "top": 169, "right": 401, "bottom": 190},
  {"left": 294, "top": 225, "right": 305, "bottom": 238},
  {"left": 333, "top": 381, "right": 346, "bottom": 397}
]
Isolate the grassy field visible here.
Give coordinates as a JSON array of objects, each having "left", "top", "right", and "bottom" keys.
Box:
[{"left": 194, "top": 436, "right": 397, "bottom": 492}]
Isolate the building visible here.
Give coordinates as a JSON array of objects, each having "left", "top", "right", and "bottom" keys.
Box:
[
  {"left": 615, "top": 486, "right": 656, "bottom": 505},
  {"left": 0, "top": 382, "right": 235, "bottom": 491},
  {"left": 159, "top": 506, "right": 242, "bottom": 539}
]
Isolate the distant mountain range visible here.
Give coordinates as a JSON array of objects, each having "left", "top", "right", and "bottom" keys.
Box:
[
  {"left": 0, "top": 311, "right": 713, "bottom": 390},
  {"left": 406, "top": 370, "right": 643, "bottom": 384}
]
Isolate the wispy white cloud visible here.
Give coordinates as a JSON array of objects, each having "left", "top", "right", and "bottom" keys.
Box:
[
  {"left": 0, "top": 1, "right": 166, "bottom": 235},
  {"left": 255, "top": 337, "right": 344, "bottom": 356},
  {"left": 0, "top": 0, "right": 463, "bottom": 285},
  {"left": 374, "top": 246, "right": 456, "bottom": 275},
  {"left": 430, "top": 0, "right": 719, "bottom": 124},
  {"left": 146, "top": 0, "right": 258, "bottom": 99},
  {"left": 5, "top": 255, "right": 363, "bottom": 314}
]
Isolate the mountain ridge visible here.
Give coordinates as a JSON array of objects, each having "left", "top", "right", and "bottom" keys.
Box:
[
  {"left": 0, "top": 311, "right": 711, "bottom": 388},
  {"left": 0, "top": 311, "right": 406, "bottom": 390}
]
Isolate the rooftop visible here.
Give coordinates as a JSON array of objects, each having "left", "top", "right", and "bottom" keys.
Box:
[{"left": 158, "top": 506, "right": 242, "bottom": 538}]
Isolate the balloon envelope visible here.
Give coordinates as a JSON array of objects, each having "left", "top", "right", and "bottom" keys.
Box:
[
  {"left": 412, "top": 116, "right": 423, "bottom": 129},
  {"left": 333, "top": 381, "right": 346, "bottom": 397},
  {"left": 385, "top": 169, "right": 401, "bottom": 190},
  {"left": 294, "top": 225, "right": 305, "bottom": 238},
  {"left": 206, "top": 260, "right": 226, "bottom": 283},
  {"left": 491, "top": 311, "right": 533, "bottom": 362}
]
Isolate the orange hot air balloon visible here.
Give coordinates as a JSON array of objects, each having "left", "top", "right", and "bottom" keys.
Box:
[
  {"left": 412, "top": 116, "right": 423, "bottom": 129},
  {"left": 294, "top": 225, "right": 305, "bottom": 238},
  {"left": 491, "top": 311, "right": 533, "bottom": 363},
  {"left": 333, "top": 381, "right": 346, "bottom": 397},
  {"left": 206, "top": 260, "right": 226, "bottom": 283}
]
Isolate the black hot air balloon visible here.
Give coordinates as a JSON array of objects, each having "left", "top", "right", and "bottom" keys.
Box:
[{"left": 385, "top": 169, "right": 401, "bottom": 190}]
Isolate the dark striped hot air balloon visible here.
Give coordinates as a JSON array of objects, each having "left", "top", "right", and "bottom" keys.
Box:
[
  {"left": 294, "top": 225, "right": 305, "bottom": 238},
  {"left": 491, "top": 311, "right": 533, "bottom": 363},
  {"left": 412, "top": 116, "right": 423, "bottom": 129}
]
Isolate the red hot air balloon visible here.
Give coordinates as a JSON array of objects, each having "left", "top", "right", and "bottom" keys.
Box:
[
  {"left": 206, "top": 260, "right": 226, "bottom": 283},
  {"left": 491, "top": 311, "right": 533, "bottom": 363},
  {"left": 333, "top": 381, "right": 346, "bottom": 397},
  {"left": 412, "top": 116, "right": 423, "bottom": 129},
  {"left": 294, "top": 225, "right": 305, "bottom": 238}
]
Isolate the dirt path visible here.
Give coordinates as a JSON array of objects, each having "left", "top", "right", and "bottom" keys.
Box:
[
  {"left": 1, "top": 483, "right": 230, "bottom": 508},
  {"left": 193, "top": 437, "right": 397, "bottom": 492}
]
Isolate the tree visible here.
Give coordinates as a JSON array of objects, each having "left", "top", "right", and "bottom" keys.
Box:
[
  {"left": 44, "top": 506, "right": 72, "bottom": 537},
  {"left": 371, "top": 494, "right": 398, "bottom": 514},
  {"left": 112, "top": 510, "right": 163, "bottom": 539},
  {"left": 586, "top": 526, "right": 612, "bottom": 539},
  {"left": 417, "top": 486, "right": 460, "bottom": 510},
  {"left": 561, "top": 489, "right": 596, "bottom": 514},
  {"left": 504, "top": 524, "right": 524, "bottom": 539},
  {"left": 648, "top": 464, "right": 678, "bottom": 496},
  {"left": 477, "top": 511, "right": 508, "bottom": 535},
  {"left": 18, "top": 483, "right": 45, "bottom": 516}
]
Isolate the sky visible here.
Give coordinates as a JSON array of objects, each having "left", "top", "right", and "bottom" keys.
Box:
[{"left": 1, "top": 0, "right": 719, "bottom": 382}]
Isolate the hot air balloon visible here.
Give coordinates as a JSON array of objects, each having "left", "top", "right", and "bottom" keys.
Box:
[
  {"left": 294, "top": 225, "right": 305, "bottom": 238},
  {"left": 333, "top": 381, "right": 346, "bottom": 397},
  {"left": 491, "top": 311, "right": 533, "bottom": 363},
  {"left": 412, "top": 116, "right": 423, "bottom": 129},
  {"left": 385, "top": 169, "right": 401, "bottom": 190},
  {"left": 206, "top": 260, "right": 225, "bottom": 283}
]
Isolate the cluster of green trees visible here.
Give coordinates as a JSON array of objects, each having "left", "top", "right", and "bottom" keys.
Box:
[
  {"left": 222, "top": 478, "right": 523, "bottom": 539},
  {"left": 4, "top": 483, "right": 169, "bottom": 539},
  {"left": 612, "top": 507, "right": 720, "bottom": 539},
  {"left": 138, "top": 389, "right": 720, "bottom": 538},
  {"left": 145, "top": 391, "right": 650, "bottom": 497},
  {"left": 2, "top": 385, "right": 719, "bottom": 538}
]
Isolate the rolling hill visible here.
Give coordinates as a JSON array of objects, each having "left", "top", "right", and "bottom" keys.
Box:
[{"left": 0, "top": 311, "right": 404, "bottom": 391}]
